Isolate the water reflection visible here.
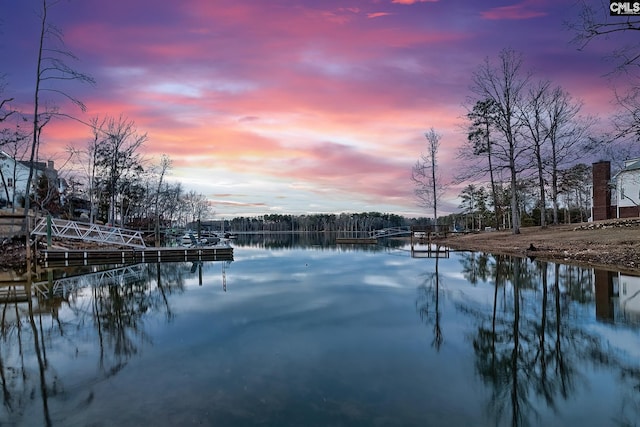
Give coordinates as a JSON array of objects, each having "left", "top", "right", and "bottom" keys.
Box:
[
  {"left": 416, "top": 246, "right": 444, "bottom": 350},
  {"left": 233, "top": 232, "right": 406, "bottom": 250},
  {"left": 0, "top": 261, "right": 222, "bottom": 426},
  {"left": 455, "top": 252, "right": 640, "bottom": 426},
  {"left": 0, "top": 239, "right": 638, "bottom": 426}
]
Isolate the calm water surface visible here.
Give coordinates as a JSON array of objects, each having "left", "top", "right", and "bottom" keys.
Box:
[{"left": 1, "top": 234, "right": 639, "bottom": 426}]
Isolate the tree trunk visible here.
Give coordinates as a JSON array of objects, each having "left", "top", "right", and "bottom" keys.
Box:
[{"left": 509, "top": 151, "right": 520, "bottom": 234}]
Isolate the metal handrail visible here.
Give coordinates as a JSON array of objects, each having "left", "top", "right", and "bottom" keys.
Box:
[
  {"left": 32, "top": 264, "right": 146, "bottom": 299},
  {"left": 31, "top": 218, "right": 146, "bottom": 249}
]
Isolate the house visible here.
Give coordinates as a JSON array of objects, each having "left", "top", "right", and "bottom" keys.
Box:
[
  {"left": 595, "top": 270, "right": 640, "bottom": 323},
  {"left": 592, "top": 159, "right": 640, "bottom": 220},
  {"left": 613, "top": 158, "right": 640, "bottom": 218},
  {"left": 0, "top": 150, "right": 63, "bottom": 209}
]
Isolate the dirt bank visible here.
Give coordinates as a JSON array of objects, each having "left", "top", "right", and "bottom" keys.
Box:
[
  {"left": 0, "top": 237, "right": 31, "bottom": 272},
  {"left": 437, "top": 218, "right": 640, "bottom": 273}
]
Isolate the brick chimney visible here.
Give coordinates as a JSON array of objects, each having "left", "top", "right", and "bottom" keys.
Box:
[{"left": 592, "top": 161, "right": 611, "bottom": 221}]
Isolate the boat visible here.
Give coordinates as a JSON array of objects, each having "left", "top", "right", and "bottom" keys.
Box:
[
  {"left": 180, "top": 233, "right": 194, "bottom": 246},
  {"left": 180, "top": 232, "right": 221, "bottom": 247}
]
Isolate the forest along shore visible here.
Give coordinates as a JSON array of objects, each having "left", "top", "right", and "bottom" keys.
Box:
[{"left": 436, "top": 218, "right": 640, "bottom": 274}]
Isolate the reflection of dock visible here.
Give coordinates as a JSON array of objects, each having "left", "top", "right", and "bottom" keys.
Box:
[
  {"left": 0, "top": 282, "right": 29, "bottom": 303},
  {"left": 411, "top": 247, "right": 449, "bottom": 259},
  {"left": 33, "top": 264, "right": 146, "bottom": 300},
  {"left": 39, "top": 246, "right": 233, "bottom": 267}
]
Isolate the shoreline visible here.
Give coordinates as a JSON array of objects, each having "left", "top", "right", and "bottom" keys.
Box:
[
  {"left": 2, "top": 219, "right": 640, "bottom": 274},
  {"left": 434, "top": 219, "right": 640, "bottom": 274}
]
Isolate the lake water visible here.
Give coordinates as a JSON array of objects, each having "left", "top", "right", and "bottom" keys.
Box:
[{"left": 1, "top": 234, "right": 639, "bottom": 426}]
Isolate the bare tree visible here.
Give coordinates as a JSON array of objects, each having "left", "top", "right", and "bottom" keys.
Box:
[
  {"left": 1, "top": 83, "right": 26, "bottom": 209},
  {"left": 470, "top": 48, "right": 530, "bottom": 234},
  {"left": 559, "top": 164, "right": 592, "bottom": 223},
  {"left": 1, "top": 79, "right": 16, "bottom": 207},
  {"left": 164, "top": 182, "right": 184, "bottom": 226},
  {"left": 0, "top": 77, "right": 14, "bottom": 124},
  {"left": 23, "top": 0, "right": 94, "bottom": 263},
  {"left": 570, "top": 1, "right": 640, "bottom": 152},
  {"left": 87, "top": 117, "right": 101, "bottom": 223},
  {"left": 459, "top": 184, "right": 490, "bottom": 230},
  {"left": 412, "top": 128, "right": 445, "bottom": 229},
  {"left": 182, "top": 190, "right": 211, "bottom": 226},
  {"left": 93, "top": 115, "right": 146, "bottom": 226},
  {"left": 0, "top": 123, "right": 30, "bottom": 210},
  {"left": 520, "top": 79, "right": 551, "bottom": 227},
  {"left": 520, "top": 81, "right": 592, "bottom": 227},
  {"left": 153, "top": 155, "right": 172, "bottom": 246},
  {"left": 570, "top": 0, "right": 640, "bottom": 75},
  {"left": 545, "top": 86, "right": 591, "bottom": 224},
  {"left": 62, "top": 116, "right": 103, "bottom": 223}
]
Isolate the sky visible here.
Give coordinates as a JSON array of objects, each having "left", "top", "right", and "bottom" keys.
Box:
[{"left": 0, "top": 0, "right": 630, "bottom": 218}]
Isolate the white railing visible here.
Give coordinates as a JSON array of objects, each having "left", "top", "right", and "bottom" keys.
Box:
[
  {"left": 33, "top": 264, "right": 146, "bottom": 299},
  {"left": 31, "top": 218, "right": 146, "bottom": 249},
  {"left": 370, "top": 226, "right": 411, "bottom": 238}
]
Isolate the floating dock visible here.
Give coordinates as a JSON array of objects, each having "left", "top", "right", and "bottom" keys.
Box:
[
  {"left": 39, "top": 246, "right": 233, "bottom": 267},
  {"left": 335, "top": 237, "right": 378, "bottom": 244}
]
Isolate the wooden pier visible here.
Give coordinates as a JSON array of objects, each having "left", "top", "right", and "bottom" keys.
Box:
[
  {"left": 0, "top": 283, "right": 30, "bottom": 303},
  {"left": 411, "top": 247, "right": 449, "bottom": 259},
  {"left": 410, "top": 225, "right": 450, "bottom": 258},
  {"left": 336, "top": 237, "right": 378, "bottom": 244},
  {"left": 38, "top": 246, "right": 233, "bottom": 267}
]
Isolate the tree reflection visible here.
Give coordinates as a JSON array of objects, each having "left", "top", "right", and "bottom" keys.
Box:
[
  {"left": 0, "top": 261, "right": 201, "bottom": 425},
  {"left": 464, "top": 255, "right": 640, "bottom": 426},
  {"left": 459, "top": 251, "right": 492, "bottom": 285},
  {"left": 26, "top": 279, "right": 53, "bottom": 427},
  {"left": 0, "top": 285, "right": 31, "bottom": 423},
  {"left": 472, "top": 257, "right": 533, "bottom": 426},
  {"left": 416, "top": 248, "right": 444, "bottom": 350}
]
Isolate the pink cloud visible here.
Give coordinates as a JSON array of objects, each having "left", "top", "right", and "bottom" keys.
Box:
[
  {"left": 2, "top": 0, "right": 622, "bottom": 217},
  {"left": 391, "top": 0, "right": 439, "bottom": 4},
  {"left": 368, "top": 12, "right": 392, "bottom": 19},
  {"left": 481, "top": 1, "right": 547, "bottom": 20},
  {"left": 273, "top": 141, "right": 414, "bottom": 200},
  {"left": 210, "top": 200, "right": 268, "bottom": 208}
]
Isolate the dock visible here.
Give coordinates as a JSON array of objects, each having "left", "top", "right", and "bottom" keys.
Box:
[
  {"left": 39, "top": 246, "right": 233, "bottom": 267},
  {"left": 411, "top": 247, "right": 450, "bottom": 258},
  {"left": 335, "top": 237, "right": 378, "bottom": 244},
  {"left": 0, "top": 283, "right": 30, "bottom": 303}
]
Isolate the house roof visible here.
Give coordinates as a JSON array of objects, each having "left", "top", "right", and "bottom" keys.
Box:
[
  {"left": 613, "top": 158, "right": 640, "bottom": 180},
  {"left": 18, "top": 160, "right": 47, "bottom": 171},
  {"left": 622, "top": 158, "right": 640, "bottom": 172}
]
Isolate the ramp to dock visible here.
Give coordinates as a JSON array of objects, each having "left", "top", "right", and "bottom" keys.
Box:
[{"left": 31, "top": 218, "right": 146, "bottom": 249}]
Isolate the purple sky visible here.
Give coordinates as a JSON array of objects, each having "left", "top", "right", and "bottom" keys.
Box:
[{"left": 0, "top": 0, "right": 629, "bottom": 217}]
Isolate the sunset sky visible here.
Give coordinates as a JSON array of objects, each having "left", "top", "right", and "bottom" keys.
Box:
[{"left": 0, "top": 0, "right": 631, "bottom": 218}]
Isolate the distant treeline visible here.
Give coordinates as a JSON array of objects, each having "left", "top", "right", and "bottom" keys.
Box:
[
  {"left": 188, "top": 206, "right": 589, "bottom": 235},
  {"left": 203, "top": 213, "right": 433, "bottom": 233}
]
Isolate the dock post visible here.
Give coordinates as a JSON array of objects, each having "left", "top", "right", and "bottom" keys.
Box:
[{"left": 46, "top": 214, "right": 52, "bottom": 249}]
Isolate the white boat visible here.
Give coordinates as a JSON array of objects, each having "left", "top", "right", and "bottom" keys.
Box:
[{"left": 180, "top": 232, "right": 222, "bottom": 247}]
